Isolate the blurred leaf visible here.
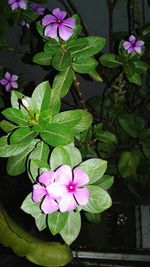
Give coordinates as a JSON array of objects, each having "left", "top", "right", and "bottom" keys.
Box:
[
  {"left": 100, "top": 54, "right": 123, "bottom": 68},
  {"left": 118, "top": 114, "right": 144, "bottom": 138},
  {"left": 118, "top": 151, "right": 140, "bottom": 178},
  {"left": 85, "top": 212, "right": 101, "bottom": 224},
  {"left": 72, "top": 57, "right": 98, "bottom": 73}
]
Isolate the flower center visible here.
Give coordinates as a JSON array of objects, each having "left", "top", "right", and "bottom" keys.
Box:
[
  {"left": 57, "top": 19, "right": 62, "bottom": 24},
  {"left": 67, "top": 182, "right": 76, "bottom": 193}
]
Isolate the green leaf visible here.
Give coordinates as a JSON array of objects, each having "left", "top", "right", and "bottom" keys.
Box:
[
  {"left": 143, "top": 25, "right": 150, "bottom": 36},
  {"left": 123, "top": 62, "right": 136, "bottom": 77},
  {"left": 127, "top": 73, "right": 142, "bottom": 86},
  {"left": 96, "top": 130, "right": 117, "bottom": 144},
  {"left": 36, "top": 21, "right": 49, "bottom": 40},
  {"left": 85, "top": 212, "right": 101, "bottom": 224},
  {"left": 0, "top": 120, "right": 17, "bottom": 133},
  {"left": 72, "top": 57, "right": 98, "bottom": 73},
  {"left": 60, "top": 211, "right": 81, "bottom": 245},
  {"left": 142, "top": 140, "right": 150, "bottom": 159},
  {"left": 133, "top": 60, "right": 149, "bottom": 73},
  {"left": 9, "top": 127, "right": 37, "bottom": 144},
  {"left": 48, "top": 212, "right": 68, "bottom": 235},
  {"left": 22, "top": 9, "right": 38, "bottom": 23},
  {"left": 2, "top": 108, "right": 28, "bottom": 126},
  {"left": 0, "top": 136, "right": 36, "bottom": 158},
  {"left": 99, "top": 54, "right": 123, "bottom": 68},
  {"left": 7, "top": 140, "right": 36, "bottom": 176},
  {"left": 50, "top": 144, "right": 82, "bottom": 170},
  {"left": 88, "top": 69, "right": 103, "bottom": 82},
  {"left": 71, "top": 36, "right": 106, "bottom": 58},
  {"left": 33, "top": 52, "right": 52, "bottom": 66},
  {"left": 67, "top": 38, "right": 89, "bottom": 54},
  {"left": 52, "top": 50, "right": 72, "bottom": 71},
  {"left": 31, "top": 81, "right": 51, "bottom": 112},
  {"left": 78, "top": 158, "right": 107, "bottom": 184},
  {"left": 28, "top": 159, "right": 49, "bottom": 181},
  {"left": 44, "top": 39, "right": 60, "bottom": 55},
  {"left": 72, "top": 110, "right": 93, "bottom": 133},
  {"left": 82, "top": 185, "right": 112, "bottom": 213},
  {"left": 28, "top": 141, "right": 50, "bottom": 162},
  {"left": 52, "top": 110, "right": 82, "bottom": 128},
  {"left": 69, "top": 15, "right": 82, "bottom": 39},
  {"left": 118, "top": 114, "right": 144, "bottom": 138},
  {"left": 11, "top": 90, "right": 24, "bottom": 109},
  {"left": 52, "top": 67, "right": 74, "bottom": 98},
  {"left": 95, "top": 175, "right": 114, "bottom": 190},
  {"left": 40, "top": 124, "right": 74, "bottom": 147},
  {"left": 118, "top": 151, "right": 140, "bottom": 178},
  {"left": 49, "top": 88, "right": 61, "bottom": 115}
]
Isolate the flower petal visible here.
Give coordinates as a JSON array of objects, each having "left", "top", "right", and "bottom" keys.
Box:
[
  {"left": 19, "top": 0, "right": 26, "bottom": 10},
  {"left": 52, "top": 8, "right": 67, "bottom": 20},
  {"left": 11, "top": 74, "right": 18, "bottom": 81},
  {"left": 38, "top": 171, "right": 55, "bottom": 186},
  {"left": 62, "top": 18, "right": 76, "bottom": 29},
  {"left": 11, "top": 81, "right": 18, "bottom": 88},
  {"left": 73, "top": 168, "right": 89, "bottom": 186},
  {"left": 5, "top": 83, "right": 11, "bottom": 91},
  {"left": 32, "top": 184, "right": 47, "bottom": 202},
  {"left": 134, "top": 46, "right": 142, "bottom": 54},
  {"left": 41, "top": 195, "right": 59, "bottom": 214},
  {"left": 127, "top": 47, "right": 134, "bottom": 54},
  {"left": 4, "top": 72, "right": 11, "bottom": 80},
  {"left": 42, "top": 14, "right": 57, "bottom": 26},
  {"left": 74, "top": 188, "right": 89, "bottom": 206},
  {"left": 8, "top": 0, "right": 15, "bottom": 4},
  {"left": 123, "top": 41, "right": 131, "bottom": 50},
  {"left": 47, "top": 183, "right": 67, "bottom": 198},
  {"left": 129, "top": 35, "right": 136, "bottom": 44},
  {"left": 59, "top": 193, "right": 77, "bottom": 212},
  {"left": 11, "top": 2, "right": 19, "bottom": 10},
  {"left": 135, "top": 40, "right": 144, "bottom": 47},
  {"left": 58, "top": 25, "right": 73, "bottom": 41},
  {"left": 55, "top": 165, "right": 72, "bottom": 184},
  {"left": 44, "top": 24, "right": 58, "bottom": 39},
  {"left": 0, "top": 79, "right": 8, "bottom": 85}
]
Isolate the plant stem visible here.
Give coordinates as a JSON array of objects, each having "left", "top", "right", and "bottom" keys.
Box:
[{"left": 73, "top": 74, "right": 88, "bottom": 111}]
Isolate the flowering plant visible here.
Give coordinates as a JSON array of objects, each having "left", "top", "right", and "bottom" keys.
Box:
[{"left": 0, "top": 0, "right": 150, "bottom": 266}]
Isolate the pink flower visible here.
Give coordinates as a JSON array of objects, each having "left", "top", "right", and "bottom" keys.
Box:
[
  {"left": 0, "top": 72, "right": 18, "bottom": 91},
  {"left": 32, "top": 171, "right": 59, "bottom": 214},
  {"left": 42, "top": 8, "right": 76, "bottom": 41},
  {"left": 8, "top": 0, "right": 26, "bottom": 11},
  {"left": 30, "top": 3, "right": 45, "bottom": 15},
  {"left": 123, "top": 35, "right": 144, "bottom": 54},
  {"left": 47, "top": 165, "right": 89, "bottom": 212}
]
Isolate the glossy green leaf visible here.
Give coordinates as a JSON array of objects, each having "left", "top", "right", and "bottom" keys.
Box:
[
  {"left": 50, "top": 144, "right": 82, "bottom": 170},
  {"left": 31, "top": 81, "right": 51, "bottom": 112},
  {"left": 52, "top": 50, "right": 72, "bottom": 71},
  {"left": 44, "top": 40, "right": 60, "bottom": 55},
  {"left": 118, "top": 114, "right": 144, "bottom": 138},
  {"left": 48, "top": 212, "right": 68, "bottom": 235},
  {"left": 95, "top": 175, "right": 114, "bottom": 190},
  {"left": 49, "top": 88, "right": 61, "bottom": 115},
  {"left": 72, "top": 57, "right": 98, "bottom": 73},
  {"left": 60, "top": 211, "right": 81, "bottom": 245},
  {"left": 40, "top": 124, "right": 74, "bottom": 146},
  {"left": 28, "top": 159, "right": 49, "bottom": 181},
  {"left": 52, "top": 110, "right": 82, "bottom": 128},
  {"left": 52, "top": 67, "right": 74, "bottom": 97},
  {"left": 2, "top": 108, "right": 28, "bottom": 126},
  {"left": 99, "top": 53, "right": 123, "bottom": 68},
  {"left": 67, "top": 38, "right": 89, "bottom": 54},
  {"left": 0, "top": 120, "right": 17, "bottom": 133},
  {"left": 82, "top": 185, "right": 112, "bottom": 213},
  {"left": 118, "top": 151, "right": 140, "bottom": 178},
  {"left": 11, "top": 90, "right": 24, "bottom": 109},
  {"left": 33, "top": 52, "right": 52, "bottom": 65},
  {"left": 9, "top": 127, "right": 37, "bottom": 144},
  {"left": 127, "top": 73, "right": 142, "bottom": 85},
  {"left": 88, "top": 69, "right": 103, "bottom": 81},
  {"left": 78, "top": 158, "right": 107, "bottom": 184},
  {"left": 133, "top": 60, "right": 149, "bottom": 73},
  {"left": 72, "top": 110, "right": 93, "bottom": 133},
  {"left": 96, "top": 130, "right": 117, "bottom": 144}
]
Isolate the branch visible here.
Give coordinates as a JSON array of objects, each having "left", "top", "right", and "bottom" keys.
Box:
[{"left": 73, "top": 74, "right": 88, "bottom": 111}]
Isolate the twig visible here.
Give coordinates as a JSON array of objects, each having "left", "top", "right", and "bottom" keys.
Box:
[
  {"left": 0, "top": 47, "right": 31, "bottom": 55},
  {"left": 73, "top": 74, "right": 88, "bottom": 111}
]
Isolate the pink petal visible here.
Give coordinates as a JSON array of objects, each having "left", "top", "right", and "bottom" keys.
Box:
[
  {"left": 4, "top": 72, "right": 11, "bottom": 80},
  {"left": 73, "top": 168, "right": 89, "bottom": 186},
  {"left": 0, "top": 79, "right": 8, "bottom": 85},
  {"left": 55, "top": 165, "right": 72, "bottom": 184},
  {"left": 5, "top": 83, "right": 11, "bottom": 91},
  {"left": 38, "top": 171, "right": 55, "bottom": 186},
  {"left": 44, "top": 24, "right": 58, "bottom": 39},
  {"left": 62, "top": 18, "right": 76, "bottom": 29},
  {"left": 59, "top": 25, "right": 73, "bottom": 41},
  {"left": 19, "top": 0, "right": 26, "bottom": 10},
  {"left": 136, "top": 40, "right": 144, "bottom": 47},
  {"left": 42, "top": 14, "right": 57, "bottom": 26},
  {"left": 32, "top": 184, "right": 47, "bottom": 202},
  {"left": 59, "top": 193, "right": 77, "bottom": 212},
  {"left": 134, "top": 46, "right": 142, "bottom": 54},
  {"left": 41, "top": 195, "right": 59, "bottom": 214},
  {"left": 123, "top": 41, "right": 132, "bottom": 50},
  {"left": 11, "top": 81, "right": 18, "bottom": 88},
  {"left": 8, "top": 0, "right": 15, "bottom": 4},
  {"left": 127, "top": 47, "right": 134, "bottom": 53},
  {"left": 52, "top": 8, "right": 67, "bottom": 20},
  {"left": 11, "top": 74, "right": 18, "bottom": 81},
  {"left": 129, "top": 35, "right": 136, "bottom": 44},
  {"left": 47, "top": 183, "right": 67, "bottom": 198},
  {"left": 74, "top": 188, "right": 89, "bottom": 206}
]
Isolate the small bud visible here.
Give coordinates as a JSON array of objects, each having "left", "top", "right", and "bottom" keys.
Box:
[{"left": 22, "top": 98, "right": 29, "bottom": 109}]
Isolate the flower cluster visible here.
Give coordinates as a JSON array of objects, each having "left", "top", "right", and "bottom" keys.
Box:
[
  {"left": 123, "top": 35, "right": 144, "bottom": 54},
  {"left": 8, "top": 0, "right": 26, "bottom": 10},
  {"left": 0, "top": 72, "right": 18, "bottom": 91},
  {"left": 32, "top": 165, "right": 89, "bottom": 214},
  {"left": 30, "top": 3, "right": 45, "bottom": 15},
  {"left": 42, "top": 8, "right": 76, "bottom": 41}
]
